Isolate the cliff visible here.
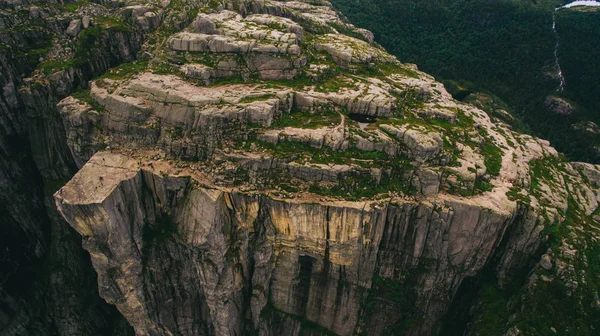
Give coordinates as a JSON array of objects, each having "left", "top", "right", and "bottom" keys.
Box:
[{"left": 1, "top": 0, "right": 600, "bottom": 335}]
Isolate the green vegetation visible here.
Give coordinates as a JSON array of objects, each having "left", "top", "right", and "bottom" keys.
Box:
[
  {"left": 39, "top": 59, "right": 78, "bottom": 75},
  {"left": 270, "top": 108, "right": 340, "bottom": 129},
  {"left": 360, "top": 273, "right": 425, "bottom": 335},
  {"left": 235, "top": 138, "right": 413, "bottom": 199},
  {"left": 481, "top": 139, "right": 503, "bottom": 177},
  {"left": 241, "top": 139, "right": 389, "bottom": 166},
  {"left": 476, "top": 156, "right": 600, "bottom": 335},
  {"left": 330, "top": 0, "right": 600, "bottom": 163},
  {"left": 308, "top": 170, "right": 410, "bottom": 201},
  {"left": 473, "top": 282, "right": 511, "bottom": 334},
  {"left": 37, "top": 0, "right": 90, "bottom": 12},
  {"left": 99, "top": 60, "right": 148, "bottom": 80},
  {"left": 478, "top": 199, "right": 600, "bottom": 335},
  {"left": 14, "top": 42, "right": 52, "bottom": 73},
  {"left": 71, "top": 89, "right": 105, "bottom": 111},
  {"left": 37, "top": 16, "right": 133, "bottom": 75},
  {"left": 238, "top": 94, "right": 276, "bottom": 104},
  {"left": 260, "top": 303, "right": 338, "bottom": 336}
]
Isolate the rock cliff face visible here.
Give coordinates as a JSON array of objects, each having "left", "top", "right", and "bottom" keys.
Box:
[
  {"left": 1, "top": 0, "right": 141, "bottom": 334},
  {"left": 55, "top": 152, "right": 516, "bottom": 335},
  {"left": 3, "top": 0, "right": 600, "bottom": 335}
]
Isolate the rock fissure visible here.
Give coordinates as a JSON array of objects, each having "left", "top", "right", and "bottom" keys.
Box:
[{"left": 2, "top": 0, "right": 599, "bottom": 335}]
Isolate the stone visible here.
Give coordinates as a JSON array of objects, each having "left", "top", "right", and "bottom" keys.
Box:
[
  {"left": 540, "top": 254, "right": 553, "bottom": 270},
  {"left": 545, "top": 96, "right": 574, "bottom": 115},
  {"left": 314, "top": 34, "right": 396, "bottom": 65},
  {"left": 66, "top": 19, "right": 82, "bottom": 37},
  {"left": 380, "top": 124, "right": 442, "bottom": 162},
  {"left": 5, "top": 1, "right": 600, "bottom": 336},
  {"left": 29, "top": 6, "right": 41, "bottom": 19},
  {"left": 193, "top": 17, "right": 216, "bottom": 34},
  {"left": 573, "top": 120, "right": 600, "bottom": 135},
  {"left": 82, "top": 16, "right": 91, "bottom": 29},
  {"left": 55, "top": 151, "right": 527, "bottom": 336}
]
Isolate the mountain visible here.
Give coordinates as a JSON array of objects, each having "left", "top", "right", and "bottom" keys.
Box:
[
  {"left": 330, "top": 0, "right": 600, "bottom": 164},
  {"left": 1, "top": 0, "right": 599, "bottom": 335}
]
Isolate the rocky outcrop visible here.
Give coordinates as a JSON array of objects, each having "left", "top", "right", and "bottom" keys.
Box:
[
  {"left": 168, "top": 10, "right": 305, "bottom": 80},
  {"left": 54, "top": 152, "right": 517, "bottom": 336},
  {"left": 544, "top": 95, "right": 574, "bottom": 115},
  {"left": 380, "top": 124, "right": 443, "bottom": 162},
  {"left": 313, "top": 34, "right": 396, "bottom": 65},
  {"left": 3, "top": 0, "right": 600, "bottom": 336},
  {"left": 1, "top": 1, "right": 145, "bottom": 335}
]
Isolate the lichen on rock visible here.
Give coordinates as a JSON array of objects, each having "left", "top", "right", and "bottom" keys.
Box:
[{"left": 20, "top": 0, "right": 600, "bottom": 335}]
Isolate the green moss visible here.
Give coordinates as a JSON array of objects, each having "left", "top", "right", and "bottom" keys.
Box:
[
  {"left": 390, "top": 89, "right": 426, "bottom": 114},
  {"left": 56, "top": 0, "right": 89, "bottom": 12},
  {"left": 37, "top": 16, "right": 133, "bottom": 75},
  {"left": 95, "top": 16, "right": 134, "bottom": 33},
  {"left": 39, "top": 59, "right": 77, "bottom": 75},
  {"left": 506, "top": 186, "right": 531, "bottom": 204},
  {"left": 238, "top": 94, "right": 276, "bottom": 104},
  {"left": 150, "top": 60, "right": 182, "bottom": 76},
  {"left": 307, "top": 162, "right": 411, "bottom": 200},
  {"left": 270, "top": 108, "right": 340, "bottom": 129},
  {"left": 247, "top": 139, "right": 391, "bottom": 166},
  {"left": 71, "top": 89, "right": 105, "bottom": 112},
  {"left": 237, "top": 137, "right": 413, "bottom": 198},
  {"left": 314, "top": 75, "right": 351, "bottom": 92},
  {"left": 528, "top": 157, "right": 564, "bottom": 197},
  {"left": 481, "top": 139, "right": 503, "bottom": 177},
  {"left": 100, "top": 60, "right": 148, "bottom": 80}
]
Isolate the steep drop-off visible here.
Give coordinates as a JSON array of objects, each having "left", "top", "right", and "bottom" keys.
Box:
[{"left": 2, "top": 0, "right": 600, "bottom": 335}]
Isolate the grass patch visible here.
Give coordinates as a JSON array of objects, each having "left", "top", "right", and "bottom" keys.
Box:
[
  {"left": 238, "top": 94, "right": 276, "bottom": 104},
  {"left": 37, "top": 17, "right": 133, "bottom": 75},
  {"left": 481, "top": 139, "right": 503, "bottom": 177},
  {"left": 271, "top": 109, "right": 341, "bottom": 129},
  {"left": 99, "top": 60, "right": 148, "bottom": 80},
  {"left": 71, "top": 89, "right": 104, "bottom": 111}
]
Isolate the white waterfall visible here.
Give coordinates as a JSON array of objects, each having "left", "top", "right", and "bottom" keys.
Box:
[{"left": 552, "top": 1, "right": 600, "bottom": 91}]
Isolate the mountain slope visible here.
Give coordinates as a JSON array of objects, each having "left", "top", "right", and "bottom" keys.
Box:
[
  {"left": 1, "top": 0, "right": 599, "bottom": 335},
  {"left": 330, "top": 0, "right": 600, "bottom": 163}
]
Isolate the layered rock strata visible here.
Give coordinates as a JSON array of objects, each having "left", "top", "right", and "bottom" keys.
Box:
[{"left": 2, "top": 0, "right": 599, "bottom": 335}]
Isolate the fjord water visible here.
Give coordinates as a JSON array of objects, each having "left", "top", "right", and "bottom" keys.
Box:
[{"left": 562, "top": 1, "right": 600, "bottom": 9}]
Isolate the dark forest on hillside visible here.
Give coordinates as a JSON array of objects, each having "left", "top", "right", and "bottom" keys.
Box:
[{"left": 331, "top": 0, "right": 600, "bottom": 162}]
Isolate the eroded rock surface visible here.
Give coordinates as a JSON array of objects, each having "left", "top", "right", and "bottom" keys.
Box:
[
  {"left": 53, "top": 0, "right": 600, "bottom": 334},
  {"left": 3, "top": 0, "right": 598, "bottom": 335}
]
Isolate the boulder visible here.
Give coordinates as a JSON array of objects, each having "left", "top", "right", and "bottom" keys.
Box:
[
  {"left": 66, "top": 19, "right": 82, "bottom": 37},
  {"left": 540, "top": 254, "right": 553, "bottom": 270},
  {"left": 193, "top": 17, "right": 216, "bottom": 34},
  {"left": 545, "top": 96, "right": 574, "bottom": 115},
  {"left": 380, "top": 124, "right": 442, "bottom": 162},
  {"left": 82, "top": 16, "right": 91, "bottom": 29}
]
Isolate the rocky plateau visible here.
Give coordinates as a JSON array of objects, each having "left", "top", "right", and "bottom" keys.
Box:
[{"left": 2, "top": 0, "right": 600, "bottom": 335}]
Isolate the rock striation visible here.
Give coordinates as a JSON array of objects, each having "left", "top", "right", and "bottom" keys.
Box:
[{"left": 2, "top": 0, "right": 600, "bottom": 335}]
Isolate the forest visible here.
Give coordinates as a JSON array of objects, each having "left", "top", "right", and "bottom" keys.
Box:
[{"left": 331, "top": 0, "right": 600, "bottom": 162}]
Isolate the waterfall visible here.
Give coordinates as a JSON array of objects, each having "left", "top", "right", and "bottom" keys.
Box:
[
  {"left": 552, "top": 10, "right": 566, "bottom": 92},
  {"left": 552, "top": 1, "right": 600, "bottom": 92}
]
